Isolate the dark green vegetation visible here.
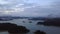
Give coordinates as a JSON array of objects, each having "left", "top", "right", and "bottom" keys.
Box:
[
  {"left": 37, "top": 18, "right": 60, "bottom": 27},
  {"left": 0, "top": 23, "right": 46, "bottom": 34},
  {"left": 34, "top": 30, "right": 46, "bottom": 34},
  {"left": 28, "top": 17, "right": 46, "bottom": 20},
  {"left": 29, "top": 21, "right": 32, "bottom": 23},
  {"left": 0, "top": 23, "right": 30, "bottom": 34},
  {"left": 0, "top": 23, "right": 17, "bottom": 31},
  {"left": 22, "top": 21, "right": 25, "bottom": 23},
  {"left": 37, "top": 22, "right": 44, "bottom": 25},
  {"left": 8, "top": 26, "right": 29, "bottom": 34},
  {"left": 0, "top": 18, "right": 13, "bottom": 21},
  {"left": 44, "top": 18, "right": 60, "bottom": 26}
]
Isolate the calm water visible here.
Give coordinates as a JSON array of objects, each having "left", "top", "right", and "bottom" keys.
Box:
[{"left": 0, "top": 19, "right": 60, "bottom": 34}]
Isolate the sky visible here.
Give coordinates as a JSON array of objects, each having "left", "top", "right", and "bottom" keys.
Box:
[{"left": 0, "top": 0, "right": 60, "bottom": 17}]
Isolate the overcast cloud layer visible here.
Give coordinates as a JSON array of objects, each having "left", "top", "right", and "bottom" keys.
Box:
[{"left": 0, "top": 0, "right": 60, "bottom": 17}]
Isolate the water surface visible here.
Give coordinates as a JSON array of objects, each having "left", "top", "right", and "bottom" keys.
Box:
[{"left": 0, "top": 19, "right": 60, "bottom": 34}]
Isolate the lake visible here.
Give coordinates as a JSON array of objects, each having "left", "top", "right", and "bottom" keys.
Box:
[{"left": 0, "top": 19, "right": 60, "bottom": 34}]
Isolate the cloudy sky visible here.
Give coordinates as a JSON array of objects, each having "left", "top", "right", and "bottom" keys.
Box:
[{"left": 0, "top": 0, "right": 60, "bottom": 17}]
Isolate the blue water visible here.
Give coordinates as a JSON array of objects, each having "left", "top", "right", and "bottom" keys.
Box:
[{"left": 0, "top": 19, "right": 60, "bottom": 34}]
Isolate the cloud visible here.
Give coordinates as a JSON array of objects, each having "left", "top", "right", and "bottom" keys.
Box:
[{"left": 0, "top": 0, "right": 60, "bottom": 17}]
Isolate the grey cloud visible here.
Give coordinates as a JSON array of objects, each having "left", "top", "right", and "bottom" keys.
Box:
[{"left": 0, "top": 0, "right": 60, "bottom": 17}]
